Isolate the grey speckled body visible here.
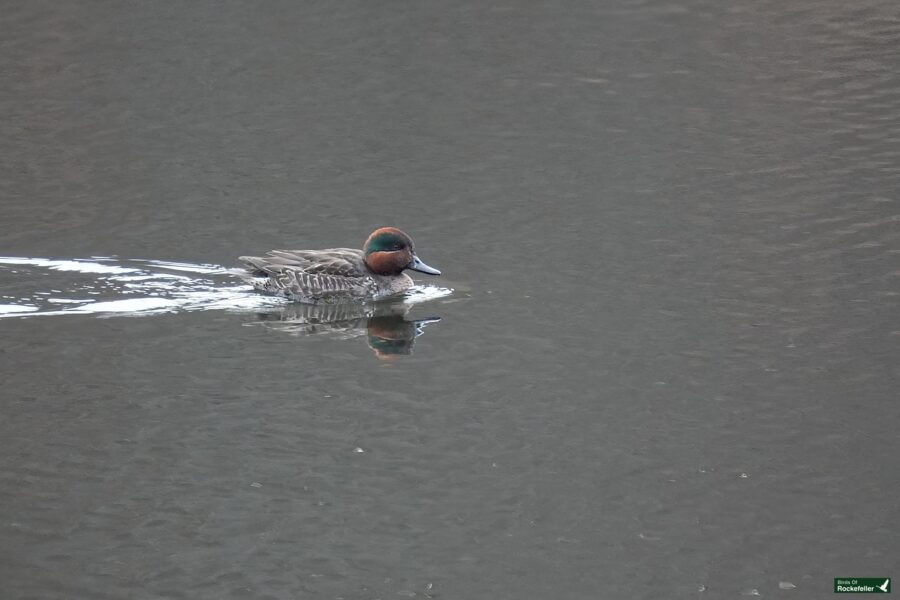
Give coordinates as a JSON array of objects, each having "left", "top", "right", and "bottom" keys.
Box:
[
  {"left": 238, "top": 227, "right": 441, "bottom": 304},
  {"left": 239, "top": 248, "right": 414, "bottom": 304}
]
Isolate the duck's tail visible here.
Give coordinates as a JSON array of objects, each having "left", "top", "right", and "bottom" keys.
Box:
[{"left": 236, "top": 256, "right": 271, "bottom": 278}]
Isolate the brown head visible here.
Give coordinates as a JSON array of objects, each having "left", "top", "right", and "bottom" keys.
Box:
[{"left": 363, "top": 227, "right": 442, "bottom": 277}]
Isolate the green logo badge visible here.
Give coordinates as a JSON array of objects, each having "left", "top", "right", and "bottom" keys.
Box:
[{"left": 835, "top": 578, "right": 891, "bottom": 593}]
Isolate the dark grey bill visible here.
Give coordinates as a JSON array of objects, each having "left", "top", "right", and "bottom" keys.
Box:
[{"left": 407, "top": 254, "right": 441, "bottom": 275}]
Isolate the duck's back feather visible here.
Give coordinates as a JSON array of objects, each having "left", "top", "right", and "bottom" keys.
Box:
[{"left": 243, "top": 248, "right": 366, "bottom": 277}]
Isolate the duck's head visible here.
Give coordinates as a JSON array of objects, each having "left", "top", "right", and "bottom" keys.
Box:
[{"left": 363, "top": 227, "right": 442, "bottom": 277}]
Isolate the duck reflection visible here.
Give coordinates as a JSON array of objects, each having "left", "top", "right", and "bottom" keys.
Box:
[{"left": 252, "top": 301, "right": 440, "bottom": 358}]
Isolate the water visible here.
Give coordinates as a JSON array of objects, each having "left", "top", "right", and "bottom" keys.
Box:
[{"left": 1, "top": 1, "right": 898, "bottom": 599}]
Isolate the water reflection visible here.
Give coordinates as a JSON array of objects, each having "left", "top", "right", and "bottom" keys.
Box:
[{"left": 251, "top": 301, "right": 441, "bottom": 359}]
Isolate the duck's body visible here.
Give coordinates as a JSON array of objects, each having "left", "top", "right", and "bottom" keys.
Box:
[
  {"left": 239, "top": 227, "right": 440, "bottom": 304},
  {"left": 240, "top": 247, "right": 414, "bottom": 303}
]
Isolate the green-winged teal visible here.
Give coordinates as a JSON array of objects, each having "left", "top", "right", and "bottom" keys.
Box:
[{"left": 239, "top": 227, "right": 441, "bottom": 304}]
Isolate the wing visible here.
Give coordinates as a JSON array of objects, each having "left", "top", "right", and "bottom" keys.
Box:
[{"left": 239, "top": 248, "right": 365, "bottom": 278}]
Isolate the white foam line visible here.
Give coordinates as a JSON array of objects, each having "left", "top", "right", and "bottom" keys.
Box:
[
  {"left": 0, "top": 304, "right": 39, "bottom": 314},
  {"left": 113, "top": 274, "right": 193, "bottom": 282},
  {"left": 0, "top": 257, "right": 141, "bottom": 274},
  {"left": 70, "top": 298, "right": 180, "bottom": 312},
  {"left": 131, "top": 259, "right": 227, "bottom": 274},
  {"left": 403, "top": 285, "right": 454, "bottom": 304}
]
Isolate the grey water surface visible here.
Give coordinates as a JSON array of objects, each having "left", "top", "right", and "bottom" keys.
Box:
[{"left": 1, "top": 1, "right": 899, "bottom": 599}]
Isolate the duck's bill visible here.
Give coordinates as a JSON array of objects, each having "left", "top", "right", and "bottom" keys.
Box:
[{"left": 407, "top": 254, "right": 441, "bottom": 275}]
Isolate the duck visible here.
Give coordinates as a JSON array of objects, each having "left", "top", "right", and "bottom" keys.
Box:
[{"left": 238, "top": 227, "right": 441, "bottom": 304}]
